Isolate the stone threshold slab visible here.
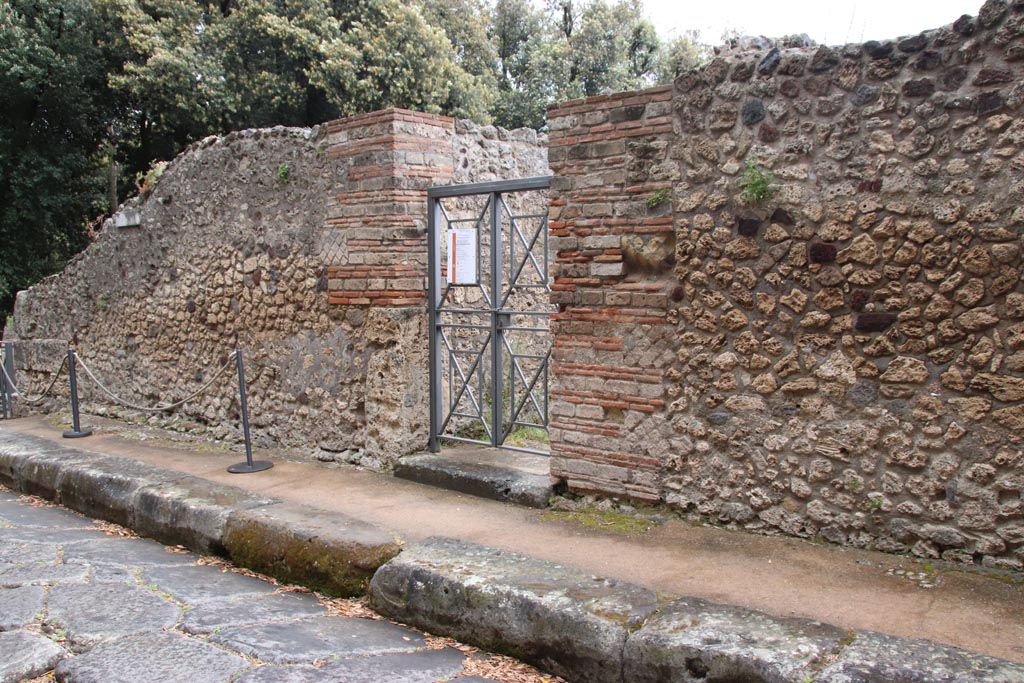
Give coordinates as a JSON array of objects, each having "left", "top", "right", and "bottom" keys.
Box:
[{"left": 394, "top": 447, "right": 557, "bottom": 509}]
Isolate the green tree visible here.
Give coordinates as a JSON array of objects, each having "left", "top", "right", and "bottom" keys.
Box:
[
  {"left": 418, "top": 0, "right": 499, "bottom": 122},
  {"left": 658, "top": 29, "right": 711, "bottom": 82},
  {"left": 0, "top": 0, "right": 116, "bottom": 318},
  {"left": 311, "top": 0, "right": 468, "bottom": 117},
  {"left": 99, "top": 0, "right": 230, "bottom": 181}
]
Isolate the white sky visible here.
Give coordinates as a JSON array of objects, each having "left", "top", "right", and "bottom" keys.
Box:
[{"left": 643, "top": 0, "right": 985, "bottom": 46}]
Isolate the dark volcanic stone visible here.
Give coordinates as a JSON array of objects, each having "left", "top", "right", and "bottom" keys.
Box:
[
  {"left": 0, "top": 586, "right": 45, "bottom": 629},
  {"left": 976, "top": 91, "right": 1005, "bottom": 116},
  {"left": 953, "top": 14, "right": 976, "bottom": 35},
  {"left": 770, "top": 208, "right": 795, "bottom": 226},
  {"left": 809, "top": 46, "right": 840, "bottom": 73},
  {"left": 183, "top": 592, "right": 327, "bottom": 635},
  {"left": 741, "top": 99, "right": 767, "bottom": 126},
  {"left": 211, "top": 616, "right": 426, "bottom": 664},
  {"left": 47, "top": 583, "right": 181, "bottom": 650},
  {"left": 0, "top": 630, "right": 66, "bottom": 682},
  {"left": 941, "top": 66, "right": 969, "bottom": 90},
  {"left": 849, "top": 290, "right": 870, "bottom": 312},
  {"left": 912, "top": 50, "right": 942, "bottom": 71},
  {"left": 731, "top": 60, "right": 755, "bottom": 82},
  {"left": 780, "top": 80, "right": 800, "bottom": 97},
  {"left": 863, "top": 41, "right": 894, "bottom": 59},
  {"left": 975, "top": 67, "right": 1014, "bottom": 85},
  {"left": 898, "top": 34, "right": 929, "bottom": 53},
  {"left": 852, "top": 84, "right": 880, "bottom": 105},
  {"left": 737, "top": 218, "right": 761, "bottom": 237},
  {"left": 54, "top": 631, "right": 248, "bottom": 683},
  {"left": 759, "top": 123, "right": 779, "bottom": 143},
  {"left": 855, "top": 312, "right": 898, "bottom": 332},
  {"left": 758, "top": 48, "right": 781, "bottom": 75},
  {"left": 808, "top": 243, "right": 838, "bottom": 263},
  {"left": 902, "top": 79, "right": 936, "bottom": 97}
]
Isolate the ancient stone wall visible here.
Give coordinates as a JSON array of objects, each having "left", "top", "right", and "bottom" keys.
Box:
[
  {"left": 548, "top": 0, "right": 1024, "bottom": 569},
  {"left": 6, "top": 112, "right": 547, "bottom": 465}
]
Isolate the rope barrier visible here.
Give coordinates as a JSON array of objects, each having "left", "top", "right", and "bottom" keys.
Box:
[
  {"left": 72, "top": 351, "right": 238, "bottom": 413},
  {"left": 0, "top": 356, "right": 68, "bottom": 405}
]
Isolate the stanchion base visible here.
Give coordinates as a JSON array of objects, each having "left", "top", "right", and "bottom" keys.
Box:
[
  {"left": 62, "top": 429, "right": 93, "bottom": 439},
  {"left": 227, "top": 460, "right": 273, "bottom": 474}
]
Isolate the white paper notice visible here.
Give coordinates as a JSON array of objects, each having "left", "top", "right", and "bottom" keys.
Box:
[{"left": 448, "top": 228, "right": 478, "bottom": 285}]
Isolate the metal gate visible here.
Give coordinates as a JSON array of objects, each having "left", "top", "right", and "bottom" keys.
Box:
[{"left": 427, "top": 177, "right": 552, "bottom": 455}]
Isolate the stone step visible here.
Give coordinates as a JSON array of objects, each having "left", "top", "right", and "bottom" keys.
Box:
[{"left": 393, "top": 447, "right": 557, "bottom": 509}]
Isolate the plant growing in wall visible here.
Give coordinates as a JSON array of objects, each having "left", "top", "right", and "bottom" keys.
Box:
[
  {"left": 277, "top": 162, "right": 291, "bottom": 184},
  {"left": 739, "top": 160, "right": 777, "bottom": 205},
  {"left": 136, "top": 160, "right": 168, "bottom": 197},
  {"left": 646, "top": 188, "right": 670, "bottom": 209}
]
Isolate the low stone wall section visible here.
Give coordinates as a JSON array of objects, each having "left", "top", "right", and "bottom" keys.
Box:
[
  {"left": 5, "top": 113, "right": 548, "bottom": 465},
  {"left": 547, "top": 0, "right": 1024, "bottom": 570}
]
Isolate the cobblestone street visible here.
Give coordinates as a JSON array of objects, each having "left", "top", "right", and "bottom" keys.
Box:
[{"left": 0, "top": 489, "right": 511, "bottom": 683}]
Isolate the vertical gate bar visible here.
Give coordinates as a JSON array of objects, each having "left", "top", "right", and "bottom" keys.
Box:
[
  {"left": 490, "top": 191, "right": 503, "bottom": 447},
  {"left": 428, "top": 196, "right": 442, "bottom": 453}
]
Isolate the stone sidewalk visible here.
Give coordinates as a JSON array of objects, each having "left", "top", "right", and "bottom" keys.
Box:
[
  {"left": 0, "top": 490, "right": 503, "bottom": 683},
  {"left": 1, "top": 419, "right": 1023, "bottom": 683}
]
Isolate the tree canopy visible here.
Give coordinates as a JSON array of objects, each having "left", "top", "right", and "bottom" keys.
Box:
[{"left": 0, "top": 0, "right": 708, "bottom": 324}]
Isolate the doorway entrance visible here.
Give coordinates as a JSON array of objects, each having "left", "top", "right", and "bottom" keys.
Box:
[{"left": 427, "top": 177, "right": 552, "bottom": 455}]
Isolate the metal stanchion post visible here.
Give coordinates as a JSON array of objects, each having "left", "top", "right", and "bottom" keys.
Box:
[
  {"left": 63, "top": 347, "right": 92, "bottom": 438},
  {"left": 0, "top": 344, "right": 8, "bottom": 419},
  {"left": 227, "top": 345, "right": 272, "bottom": 474}
]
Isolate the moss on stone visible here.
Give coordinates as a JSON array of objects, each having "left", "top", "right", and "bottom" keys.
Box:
[{"left": 541, "top": 507, "right": 660, "bottom": 536}]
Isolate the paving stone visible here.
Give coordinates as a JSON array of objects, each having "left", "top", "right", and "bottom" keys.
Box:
[
  {"left": 90, "top": 565, "right": 138, "bottom": 584},
  {"left": 237, "top": 649, "right": 467, "bottom": 683},
  {"left": 133, "top": 476, "right": 277, "bottom": 555},
  {"left": 369, "top": 536, "right": 661, "bottom": 683},
  {"left": 223, "top": 502, "right": 401, "bottom": 597},
  {"left": 210, "top": 616, "right": 426, "bottom": 664},
  {"left": 63, "top": 536, "right": 199, "bottom": 567},
  {"left": 141, "top": 564, "right": 277, "bottom": 604},
  {"left": 54, "top": 631, "right": 249, "bottom": 683},
  {"left": 0, "top": 585, "right": 45, "bottom": 630},
  {"left": 622, "top": 597, "right": 850, "bottom": 683},
  {"left": 0, "top": 629, "right": 66, "bottom": 683},
  {"left": 0, "top": 528, "right": 108, "bottom": 548},
  {"left": 0, "top": 499, "right": 92, "bottom": 529},
  {"left": 182, "top": 591, "right": 327, "bottom": 635},
  {"left": 818, "top": 631, "right": 1024, "bottom": 683},
  {"left": 0, "top": 563, "right": 89, "bottom": 588},
  {"left": 0, "top": 539, "right": 59, "bottom": 566},
  {"left": 46, "top": 583, "right": 181, "bottom": 651}
]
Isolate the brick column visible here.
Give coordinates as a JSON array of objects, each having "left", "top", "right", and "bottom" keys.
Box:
[
  {"left": 322, "top": 109, "right": 455, "bottom": 307},
  {"left": 546, "top": 86, "right": 675, "bottom": 501}
]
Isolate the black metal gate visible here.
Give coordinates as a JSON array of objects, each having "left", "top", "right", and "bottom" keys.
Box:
[{"left": 427, "top": 177, "right": 552, "bottom": 454}]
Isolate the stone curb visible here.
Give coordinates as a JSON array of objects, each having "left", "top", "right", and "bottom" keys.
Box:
[
  {"left": 2, "top": 430, "right": 1023, "bottom": 682},
  {"left": 223, "top": 502, "right": 402, "bottom": 597},
  {"left": 369, "top": 537, "right": 1024, "bottom": 683},
  {"left": 0, "top": 431, "right": 401, "bottom": 596}
]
